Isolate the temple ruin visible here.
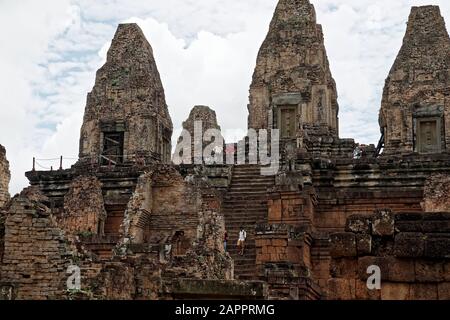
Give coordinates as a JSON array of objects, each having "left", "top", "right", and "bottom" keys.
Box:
[
  {"left": 0, "top": 0, "right": 449, "bottom": 300},
  {"left": 79, "top": 24, "right": 173, "bottom": 166},
  {"left": 0, "top": 145, "right": 9, "bottom": 209}
]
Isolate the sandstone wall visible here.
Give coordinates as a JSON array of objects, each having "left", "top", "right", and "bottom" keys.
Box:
[
  {"left": 422, "top": 174, "right": 450, "bottom": 212},
  {"left": 0, "top": 197, "right": 72, "bottom": 300},
  {"left": 327, "top": 210, "right": 450, "bottom": 300},
  {"left": 62, "top": 175, "right": 107, "bottom": 235},
  {"left": 312, "top": 155, "right": 450, "bottom": 232},
  {"left": 0, "top": 145, "right": 10, "bottom": 208},
  {"left": 119, "top": 166, "right": 233, "bottom": 279}
]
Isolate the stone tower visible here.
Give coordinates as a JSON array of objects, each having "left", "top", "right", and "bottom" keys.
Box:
[
  {"left": 79, "top": 23, "right": 173, "bottom": 165},
  {"left": 248, "top": 0, "right": 339, "bottom": 142},
  {"left": 0, "top": 144, "right": 10, "bottom": 208},
  {"left": 176, "top": 105, "right": 224, "bottom": 163},
  {"left": 379, "top": 6, "right": 450, "bottom": 155},
  {"left": 182, "top": 105, "right": 222, "bottom": 137}
]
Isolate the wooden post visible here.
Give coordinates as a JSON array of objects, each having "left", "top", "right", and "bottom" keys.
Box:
[
  {"left": 59, "top": 156, "right": 63, "bottom": 170},
  {"left": 32, "top": 157, "right": 35, "bottom": 171}
]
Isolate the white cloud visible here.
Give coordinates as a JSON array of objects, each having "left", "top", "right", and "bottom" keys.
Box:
[{"left": 0, "top": 0, "right": 449, "bottom": 194}]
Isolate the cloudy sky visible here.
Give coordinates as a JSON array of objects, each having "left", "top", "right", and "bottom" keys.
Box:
[{"left": 1, "top": 0, "right": 449, "bottom": 194}]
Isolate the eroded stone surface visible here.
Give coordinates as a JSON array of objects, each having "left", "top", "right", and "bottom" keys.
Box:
[
  {"left": 79, "top": 23, "right": 173, "bottom": 165},
  {"left": 177, "top": 105, "right": 224, "bottom": 163},
  {"left": 2, "top": 1, "right": 450, "bottom": 302},
  {"left": 328, "top": 211, "right": 450, "bottom": 300},
  {"left": 379, "top": 6, "right": 450, "bottom": 155},
  {"left": 422, "top": 174, "right": 450, "bottom": 212},
  {"left": 248, "top": 0, "right": 339, "bottom": 140},
  {"left": 0, "top": 197, "right": 72, "bottom": 300},
  {"left": 62, "top": 176, "right": 106, "bottom": 235},
  {"left": 0, "top": 145, "right": 10, "bottom": 208}
]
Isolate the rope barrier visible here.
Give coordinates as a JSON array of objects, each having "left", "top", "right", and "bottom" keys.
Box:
[
  {"left": 35, "top": 157, "right": 61, "bottom": 161},
  {"left": 31, "top": 153, "right": 160, "bottom": 171},
  {"left": 35, "top": 161, "right": 52, "bottom": 170}
]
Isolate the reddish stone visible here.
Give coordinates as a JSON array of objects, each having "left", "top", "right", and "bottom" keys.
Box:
[
  {"left": 356, "top": 234, "right": 372, "bottom": 255},
  {"left": 438, "top": 283, "right": 450, "bottom": 300},
  {"left": 346, "top": 215, "right": 371, "bottom": 234},
  {"left": 330, "top": 233, "right": 357, "bottom": 258},
  {"left": 372, "top": 210, "right": 394, "bottom": 237},
  {"left": 330, "top": 258, "right": 358, "bottom": 278},
  {"left": 393, "top": 232, "right": 424, "bottom": 258},
  {"left": 410, "top": 283, "right": 438, "bottom": 300},
  {"left": 415, "top": 260, "right": 445, "bottom": 282},
  {"left": 327, "top": 279, "right": 356, "bottom": 300},
  {"left": 381, "top": 283, "right": 411, "bottom": 300}
]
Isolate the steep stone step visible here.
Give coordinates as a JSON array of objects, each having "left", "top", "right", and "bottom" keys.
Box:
[{"left": 222, "top": 165, "right": 275, "bottom": 281}]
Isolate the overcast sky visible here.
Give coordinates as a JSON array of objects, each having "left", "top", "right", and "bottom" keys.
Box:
[{"left": 0, "top": 0, "right": 449, "bottom": 194}]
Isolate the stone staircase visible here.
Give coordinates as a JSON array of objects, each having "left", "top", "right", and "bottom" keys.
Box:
[{"left": 223, "top": 165, "right": 275, "bottom": 280}]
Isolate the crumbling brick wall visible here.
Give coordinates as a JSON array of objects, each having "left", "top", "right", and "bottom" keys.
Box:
[
  {"left": 0, "top": 213, "right": 5, "bottom": 264},
  {"left": 111, "top": 165, "right": 233, "bottom": 298},
  {"left": 0, "top": 145, "right": 10, "bottom": 208},
  {"left": 62, "top": 175, "right": 106, "bottom": 235},
  {"left": 327, "top": 210, "right": 450, "bottom": 300},
  {"left": 422, "top": 174, "right": 450, "bottom": 212},
  {"left": 120, "top": 166, "right": 200, "bottom": 245},
  {"left": 0, "top": 197, "right": 73, "bottom": 300}
]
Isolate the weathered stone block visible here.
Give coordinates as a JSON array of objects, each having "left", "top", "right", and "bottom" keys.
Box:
[
  {"left": 330, "top": 258, "right": 357, "bottom": 278},
  {"left": 395, "top": 221, "right": 423, "bottom": 233},
  {"left": 346, "top": 215, "right": 371, "bottom": 234},
  {"left": 445, "top": 262, "right": 450, "bottom": 281},
  {"left": 358, "top": 256, "right": 414, "bottom": 283},
  {"left": 355, "top": 280, "right": 381, "bottom": 300},
  {"left": 410, "top": 283, "right": 438, "bottom": 300},
  {"left": 381, "top": 283, "right": 410, "bottom": 300},
  {"left": 327, "top": 279, "right": 356, "bottom": 300},
  {"left": 424, "top": 234, "right": 450, "bottom": 258},
  {"left": 330, "top": 233, "right": 357, "bottom": 258},
  {"left": 393, "top": 233, "right": 424, "bottom": 258},
  {"left": 422, "top": 175, "right": 450, "bottom": 213},
  {"left": 422, "top": 220, "right": 450, "bottom": 233},
  {"left": 356, "top": 234, "right": 372, "bottom": 255},
  {"left": 372, "top": 210, "right": 394, "bottom": 237},
  {"left": 415, "top": 260, "right": 445, "bottom": 282},
  {"left": 387, "top": 259, "right": 415, "bottom": 283},
  {"left": 438, "top": 282, "right": 450, "bottom": 300},
  {"left": 357, "top": 257, "right": 389, "bottom": 281}
]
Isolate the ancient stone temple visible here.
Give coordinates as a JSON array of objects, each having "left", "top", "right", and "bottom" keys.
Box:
[
  {"left": 79, "top": 23, "right": 173, "bottom": 165},
  {"left": 0, "top": 1, "right": 449, "bottom": 301},
  {"left": 0, "top": 145, "right": 10, "bottom": 208},
  {"left": 176, "top": 105, "right": 224, "bottom": 163},
  {"left": 379, "top": 6, "right": 450, "bottom": 155},
  {"left": 248, "top": 0, "right": 339, "bottom": 142}
]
